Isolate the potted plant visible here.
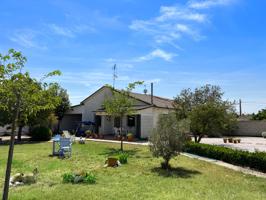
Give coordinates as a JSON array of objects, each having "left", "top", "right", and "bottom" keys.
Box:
[
  {"left": 85, "top": 130, "right": 92, "bottom": 138},
  {"left": 233, "top": 139, "right": 238, "bottom": 144},
  {"left": 127, "top": 133, "right": 134, "bottom": 142},
  {"left": 223, "top": 138, "right": 228, "bottom": 143},
  {"left": 228, "top": 138, "right": 233, "bottom": 143},
  {"left": 237, "top": 138, "right": 241, "bottom": 143}
]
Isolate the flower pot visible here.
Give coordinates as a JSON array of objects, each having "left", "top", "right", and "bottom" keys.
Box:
[
  {"left": 233, "top": 139, "right": 237, "bottom": 144},
  {"left": 237, "top": 139, "right": 241, "bottom": 143},
  {"left": 127, "top": 135, "right": 134, "bottom": 142},
  {"left": 228, "top": 138, "right": 233, "bottom": 143},
  {"left": 223, "top": 138, "right": 228, "bottom": 143}
]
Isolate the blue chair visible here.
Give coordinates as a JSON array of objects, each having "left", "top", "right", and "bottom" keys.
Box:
[{"left": 59, "top": 138, "right": 72, "bottom": 157}]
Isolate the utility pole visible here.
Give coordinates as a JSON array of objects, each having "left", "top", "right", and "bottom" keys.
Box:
[
  {"left": 239, "top": 99, "right": 242, "bottom": 116},
  {"left": 112, "top": 64, "right": 117, "bottom": 89}
]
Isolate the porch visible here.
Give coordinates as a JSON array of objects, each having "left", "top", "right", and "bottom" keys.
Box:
[{"left": 94, "top": 113, "right": 141, "bottom": 139}]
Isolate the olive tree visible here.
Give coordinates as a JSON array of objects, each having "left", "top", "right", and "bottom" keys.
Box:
[
  {"left": 149, "top": 113, "right": 189, "bottom": 169},
  {"left": 0, "top": 49, "right": 61, "bottom": 200}
]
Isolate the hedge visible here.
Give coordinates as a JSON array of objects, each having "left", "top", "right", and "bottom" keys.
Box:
[
  {"left": 31, "top": 126, "right": 52, "bottom": 141},
  {"left": 184, "top": 142, "right": 266, "bottom": 173}
]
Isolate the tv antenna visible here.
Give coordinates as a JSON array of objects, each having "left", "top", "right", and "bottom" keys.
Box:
[{"left": 112, "top": 64, "right": 117, "bottom": 89}]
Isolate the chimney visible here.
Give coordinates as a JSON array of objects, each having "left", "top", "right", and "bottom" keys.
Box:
[{"left": 151, "top": 82, "right": 154, "bottom": 105}]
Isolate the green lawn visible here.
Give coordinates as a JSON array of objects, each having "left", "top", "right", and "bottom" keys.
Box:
[{"left": 0, "top": 141, "right": 265, "bottom": 200}]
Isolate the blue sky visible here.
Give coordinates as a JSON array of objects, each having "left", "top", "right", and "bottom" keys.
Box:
[{"left": 1, "top": 0, "right": 266, "bottom": 113}]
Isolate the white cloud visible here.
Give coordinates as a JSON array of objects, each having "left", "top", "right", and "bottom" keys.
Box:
[
  {"left": 48, "top": 23, "right": 96, "bottom": 38},
  {"left": 130, "top": 1, "right": 235, "bottom": 50},
  {"left": 188, "top": 0, "right": 234, "bottom": 9},
  {"left": 137, "top": 49, "right": 177, "bottom": 62},
  {"left": 48, "top": 24, "right": 75, "bottom": 38},
  {"left": 156, "top": 6, "right": 207, "bottom": 23},
  {"left": 9, "top": 29, "right": 47, "bottom": 49}
]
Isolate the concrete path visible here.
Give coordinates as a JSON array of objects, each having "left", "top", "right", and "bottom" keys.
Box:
[
  {"left": 201, "top": 137, "right": 266, "bottom": 152},
  {"left": 84, "top": 138, "right": 266, "bottom": 178},
  {"left": 182, "top": 152, "right": 266, "bottom": 178},
  {"left": 84, "top": 138, "right": 149, "bottom": 146}
]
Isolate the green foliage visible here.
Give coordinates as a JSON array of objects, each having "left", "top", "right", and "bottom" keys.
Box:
[
  {"left": 54, "top": 86, "right": 70, "bottom": 121},
  {"left": 0, "top": 49, "right": 62, "bottom": 128},
  {"left": 62, "top": 173, "right": 75, "bottom": 183},
  {"left": 103, "top": 81, "right": 143, "bottom": 151},
  {"left": 174, "top": 84, "right": 237, "bottom": 142},
  {"left": 189, "top": 102, "right": 237, "bottom": 139},
  {"left": 62, "top": 172, "right": 96, "bottom": 184},
  {"left": 252, "top": 109, "right": 266, "bottom": 120},
  {"left": 149, "top": 113, "right": 189, "bottom": 169},
  {"left": 83, "top": 172, "right": 96, "bottom": 184},
  {"left": 184, "top": 142, "right": 266, "bottom": 173},
  {"left": 31, "top": 126, "right": 52, "bottom": 141},
  {"left": 0, "top": 110, "right": 11, "bottom": 126},
  {"left": 118, "top": 152, "right": 129, "bottom": 164}
]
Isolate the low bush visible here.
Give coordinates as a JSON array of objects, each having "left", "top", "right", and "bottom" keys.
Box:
[
  {"left": 118, "top": 152, "right": 129, "bottom": 164},
  {"left": 184, "top": 142, "right": 266, "bottom": 173},
  {"left": 62, "top": 171, "right": 96, "bottom": 184},
  {"left": 31, "top": 126, "right": 52, "bottom": 141}
]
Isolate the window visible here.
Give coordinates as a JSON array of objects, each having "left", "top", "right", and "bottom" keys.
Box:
[
  {"left": 114, "top": 117, "right": 121, "bottom": 128},
  {"left": 127, "top": 116, "right": 135, "bottom": 127}
]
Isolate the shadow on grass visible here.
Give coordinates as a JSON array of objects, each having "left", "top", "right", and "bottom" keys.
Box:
[
  {"left": 0, "top": 138, "right": 44, "bottom": 146},
  {"left": 151, "top": 166, "right": 201, "bottom": 178},
  {"left": 99, "top": 147, "right": 140, "bottom": 157}
]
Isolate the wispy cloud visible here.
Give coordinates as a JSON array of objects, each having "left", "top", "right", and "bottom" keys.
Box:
[
  {"left": 48, "top": 24, "right": 75, "bottom": 38},
  {"left": 9, "top": 29, "right": 47, "bottom": 49},
  {"left": 47, "top": 23, "right": 96, "bottom": 38},
  {"left": 137, "top": 49, "right": 177, "bottom": 62},
  {"left": 156, "top": 6, "right": 207, "bottom": 23},
  {"left": 188, "top": 0, "right": 235, "bottom": 9},
  {"left": 130, "top": 1, "right": 234, "bottom": 49}
]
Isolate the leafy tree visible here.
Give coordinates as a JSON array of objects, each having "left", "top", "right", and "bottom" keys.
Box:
[
  {"left": 103, "top": 82, "right": 143, "bottom": 151},
  {"left": 0, "top": 49, "right": 61, "bottom": 200},
  {"left": 173, "top": 84, "right": 237, "bottom": 143},
  {"left": 189, "top": 102, "right": 237, "bottom": 142},
  {"left": 252, "top": 109, "right": 266, "bottom": 120},
  {"left": 54, "top": 86, "right": 71, "bottom": 133},
  {"left": 149, "top": 113, "right": 189, "bottom": 169}
]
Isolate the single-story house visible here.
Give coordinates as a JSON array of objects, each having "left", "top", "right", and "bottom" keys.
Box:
[{"left": 61, "top": 85, "right": 174, "bottom": 139}]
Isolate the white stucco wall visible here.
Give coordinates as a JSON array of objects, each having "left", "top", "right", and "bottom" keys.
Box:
[{"left": 137, "top": 107, "right": 173, "bottom": 138}]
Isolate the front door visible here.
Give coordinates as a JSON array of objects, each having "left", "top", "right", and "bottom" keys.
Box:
[{"left": 136, "top": 115, "right": 141, "bottom": 138}]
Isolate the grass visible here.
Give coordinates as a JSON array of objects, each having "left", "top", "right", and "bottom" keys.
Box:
[{"left": 0, "top": 141, "right": 266, "bottom": 200}]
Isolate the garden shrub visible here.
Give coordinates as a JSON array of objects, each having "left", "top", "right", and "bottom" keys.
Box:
[
  {"left": 118, "top": 152, "right": 129, "bottom": 164},
  {"left": 83, "top": 172, "right": 96, "bottom": 184},
  {"left": 31, "top": 126, "right": 52, "bottom": 141},
  {"left": 184, "top": 142, "right": 266, "bottom": 173},
  {"left": 149, "top": 113, "right": 189, "bottom": 169},
  {"left": 62, "top": 171, "right": 96, "bottom": 184}
]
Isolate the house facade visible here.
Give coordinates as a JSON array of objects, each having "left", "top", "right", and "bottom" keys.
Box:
[{"left": 61, "top": 86, "right": 174, "bottom": 139}]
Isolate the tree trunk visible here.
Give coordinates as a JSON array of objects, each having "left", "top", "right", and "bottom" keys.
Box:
[
  {"left": 197, "top": 135, "right": 203, "bottom": 143},
  {"left": 161, "top": 158, "right": 171, "bottom": 170},
  {"left": 17, "top": 125, "right": 23, "bottom": 141},
  {"left": 2, "top": 96, "right": 21, "bottom": 200},
  {"left": 120, "top": 116, "right": 123, "bottom": 151},
  {"left": 194, "top": 135, "right": 198, "bottom": 143}
]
